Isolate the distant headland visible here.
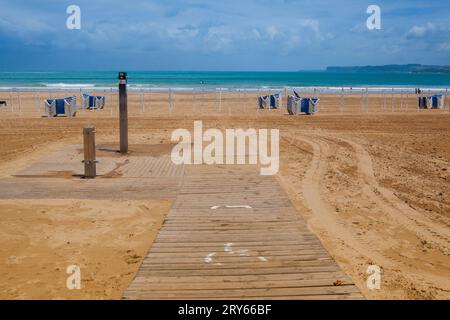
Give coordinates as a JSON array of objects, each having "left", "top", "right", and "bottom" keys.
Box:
[{"left": 326, "top": 64, "right": 450, "bottom": 74}]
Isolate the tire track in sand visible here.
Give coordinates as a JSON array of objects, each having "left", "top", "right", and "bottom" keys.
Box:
[
  {"left": 282, "top": 133, "right": 450, "bottom": 298},
  {"left": 334, "top": 136, "right": 449, "bottom": 255}
]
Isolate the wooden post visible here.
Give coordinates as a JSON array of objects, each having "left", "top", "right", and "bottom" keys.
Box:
[
  {"left": 118, "top": 72, "right": 128, "bottom": 154},
  {"left": 83, "top": 124, "right": 97, "bottom": 179}
]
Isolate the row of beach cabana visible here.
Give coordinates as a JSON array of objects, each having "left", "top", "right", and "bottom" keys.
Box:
[{"left": 0, "top": 87, "right": 448, "bottom": 117}]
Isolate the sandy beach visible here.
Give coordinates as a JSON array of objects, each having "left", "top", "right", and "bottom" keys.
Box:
[{"left": 0, "top": 91, "right": 449, "bottom": 299}]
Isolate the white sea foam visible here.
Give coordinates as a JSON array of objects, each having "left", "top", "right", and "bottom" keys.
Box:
[{"left": 43, "top": 83, "right": 95, "bottom": 88}]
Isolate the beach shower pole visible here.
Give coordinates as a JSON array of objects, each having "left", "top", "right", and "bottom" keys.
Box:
[
  {"left": 118, "top": 72, "right": 128, "bottom": 154},
  {"left": 340, "top": 88, "right": 344, "bottom": 113}
]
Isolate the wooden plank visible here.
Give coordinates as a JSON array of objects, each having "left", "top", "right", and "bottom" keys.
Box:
[
  {"left": 139, "top": 259, "right": 337, "bottom": 271},
  {"left": 128, "top": 279, "right": 355, "bottom": 291},
  {"left": 149, "top": 244, "right": 326, "bottom": 253},
  {"left": 132, "top": 265, "right": 343, "bottom": 277},
  {"left": 150, "top": 240, "right": 323, "bottom": 249},
  {"left": 124, "top": 285, "right": 362, "bottom": 299},
  {"left": 125, "top": 271, "right": 353, "bottom": 284}
]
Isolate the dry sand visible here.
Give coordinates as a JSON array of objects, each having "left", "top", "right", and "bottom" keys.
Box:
[
  {"left": 0, "top": 91, "right": 449, "bottom": 299},
  {"left": 0, "top": 199, "right": 171, "bottom": 299}
]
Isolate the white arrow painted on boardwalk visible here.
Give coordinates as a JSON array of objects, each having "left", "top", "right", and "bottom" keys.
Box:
[{"left": 210, "top": 205, "right": 252, "bottom": 210}]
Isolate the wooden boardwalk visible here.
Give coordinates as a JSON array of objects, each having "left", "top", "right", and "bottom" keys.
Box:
[{"left": 123, "top": 165, "right": 363, "bottom": 300}]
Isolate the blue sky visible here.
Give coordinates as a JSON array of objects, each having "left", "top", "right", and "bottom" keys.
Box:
[{"left": 1, "top": 0, "right": 449, "bottom": 71}]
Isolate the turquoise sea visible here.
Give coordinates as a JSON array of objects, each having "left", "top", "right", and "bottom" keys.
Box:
[{"left": 0, "top": 71, "right": 449, "bottom": 90}]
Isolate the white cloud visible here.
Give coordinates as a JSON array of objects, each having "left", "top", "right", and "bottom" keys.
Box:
[
  {"left": 405, "top": 23, "right": 436, "bottom": 39},
  {"left": 438, "top": 42, "right": 450, "bottom": 51}
]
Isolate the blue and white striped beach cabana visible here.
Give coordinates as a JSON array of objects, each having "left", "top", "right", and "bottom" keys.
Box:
[
  {"left": 45, "top": 96, "right": 77, "bottom": 117},
  {"left": 258, "top": 93, "right": 281, "bottom": 109},
  {"left": 81, "top": 94, "right": 106, "bottom": 110}
]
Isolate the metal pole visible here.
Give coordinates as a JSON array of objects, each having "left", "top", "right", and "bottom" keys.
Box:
[
  {"left": 215, "top": 89, "right": 218, "bottom": 112},
  {"left": 365, "top": 88, "right": 369, "bottom": 112},
  {"left": 118, "top": 72, "right": 128, "bottom": 154},
  {"left": 227, "top": 88, "right": 231, "bottom": 115},
  {"left": 219, "top": 88, "right": 222, "bottom": 113},
  {"left": 83, "top": 124, "right": 97, "bottom": 179},
  {"left": 400, "top": 92, "right": 404, "bottom": 111},
  {"left": 192, "top": 89, "right": 196, "bottom": 113},
  {"left": 140, "top": 89, "right": 144, "bottom": 114},
  {"left": 445, "top": 88, "right": 449, "bottom": 112},
  {"left": 168, "top": 88, "right": 172, "bottom": 113},
  {"left": 391, "top": 88, "right": 394, "bottom": 112},
  {"left": 360, "top": 89, "right": 364, "bottom": 112},
  {"left": 201, "top": 87, "right": 205, "bottom": 114},
  {"left": 340, "top": 88, "right": 344, "bottom": 113},
  {"left": 284, "top": 87, "right": 288, "bottom": 113},
  {"left": 18, "top": 90, "right": 22, "bottom": 114},
  {"left": 244, "top": 89, "right": 247, "bottom": 113},
  {"left": 238, "top": 89, "right": 241, "bottom": 111},
  {"left": 406, "top": 93, "right": 409, "bottom": 111},
  {"left": 109, "top": 88, "right": 113, "bottom": 117},
  {"left": 9, "top": 90, "right": 13, "bottom": 112}
]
